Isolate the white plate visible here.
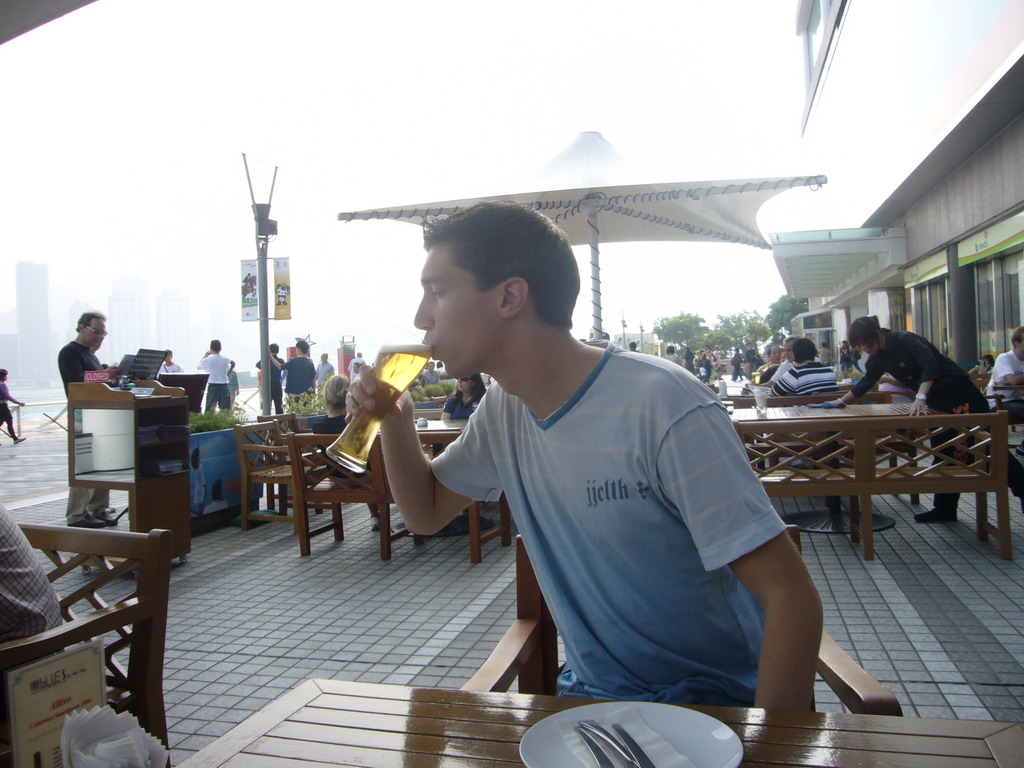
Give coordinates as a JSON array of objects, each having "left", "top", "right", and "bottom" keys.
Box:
[{"left": 520, "top": 701, "right": 742, "bottom": 768}]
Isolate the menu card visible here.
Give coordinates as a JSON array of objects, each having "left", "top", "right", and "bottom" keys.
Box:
[{"left": 4, "top": 639, "right": 105, "bottom": 768}]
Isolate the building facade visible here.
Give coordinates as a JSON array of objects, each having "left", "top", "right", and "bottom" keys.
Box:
[{"left": 773, "top": 0, "right": 1024, "bottom": 364}]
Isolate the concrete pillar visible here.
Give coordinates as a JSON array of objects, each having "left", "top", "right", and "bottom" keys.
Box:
[{"left": 947, "top": 244, "right": 977, "bottom": 366}]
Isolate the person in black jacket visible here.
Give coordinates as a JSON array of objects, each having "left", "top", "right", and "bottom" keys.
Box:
[{"left": 833, "top": 315, "right": 1024, "bottom": 522}]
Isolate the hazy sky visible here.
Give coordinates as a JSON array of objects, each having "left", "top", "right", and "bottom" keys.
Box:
[{"left": 1, "top": 0, "right": 862, "bottom": 371}]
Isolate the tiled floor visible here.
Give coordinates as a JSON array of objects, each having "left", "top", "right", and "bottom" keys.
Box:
[{"left": 6, "top": 416, "right": 1024, "bottom": 765}]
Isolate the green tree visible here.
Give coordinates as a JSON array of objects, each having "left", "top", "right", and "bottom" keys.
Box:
[
  {"left": 654, "top": 313, "right": 708, "bottom": 347},
  {"left": 698, "top": 329, "right": 733, "bottom": 351},
  {"left": 764, "top": 295, "right": 809, "bottom": 344},
  {"left": 714, "top": 311, "right": 772, "bottom": 349}
]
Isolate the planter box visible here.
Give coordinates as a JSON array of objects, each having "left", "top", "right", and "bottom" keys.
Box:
[{"left": 188, "top": 428, "right": 261, "bottom": 534}]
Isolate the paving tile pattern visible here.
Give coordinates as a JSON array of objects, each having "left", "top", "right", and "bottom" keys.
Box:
[{"left": 6, "top": 415, "right": 1024, "bottom": 764}]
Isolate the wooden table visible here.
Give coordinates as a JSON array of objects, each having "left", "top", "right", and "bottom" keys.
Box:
[
  {"left": 178, "top": 679, "right": 1024, "bottom": 767},
  {"left": 416, "top": 419, "right": 468, "bottom": 448},
  {"left": 731, "top": 401, "right": 915, "bottom": 422}
]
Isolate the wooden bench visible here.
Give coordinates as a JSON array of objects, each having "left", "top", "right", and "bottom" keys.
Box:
[{"left": 735, "top": 411, "right": 1011, "bottom": 559}]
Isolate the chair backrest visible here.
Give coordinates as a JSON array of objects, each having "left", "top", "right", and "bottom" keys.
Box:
[
  {"left": 969, "top": 372, "right": 991, "bottom": 392},
  {"left": 234, "top": 421, "right": 287, "bottom": 472},
  {"left": 0, "top": 525, "right": 175, "bottom": 750},
  {"left": 463, "top": 534, "right": 902, "bottom": 716},
  {"left": 287, "top": 432, "right": 392, "bottom": 506},
  {"left": 257, "top": 412, "right": 299, "bottom": 434}
]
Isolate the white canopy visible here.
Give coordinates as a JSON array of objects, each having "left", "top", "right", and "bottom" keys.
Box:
[{"left": 338, "top": 132, "right": 827, "bottom": 336}]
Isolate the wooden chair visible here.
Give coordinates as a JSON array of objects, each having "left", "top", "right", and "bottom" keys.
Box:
[
  {"left": 0, "top": 525, "right": 175, "bottom": 758},
  {"left": 257, "top": 412, "right": 300, "bottom": 434},
  {"left": 969, "top": 372, "right": 992, "bottom": 394},
  {"left": 462, "top": 532, "right": 904, "bottom": 716},
  {"left": 286, "top": 433, "right": 424, "bottom": 559},
  {"left": 234, "top": 421, "right": 296, "bottom": 532},
  {"left": 416, "top": 431, "right": 514, "bottom": 564}
]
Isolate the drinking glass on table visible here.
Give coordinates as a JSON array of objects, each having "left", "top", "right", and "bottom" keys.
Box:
[
  {"left": 752, "top": 385, "right": 770, "bottom": 414},
  {"left": 326, "top": 343, "right": 431, "bottom": 472}
]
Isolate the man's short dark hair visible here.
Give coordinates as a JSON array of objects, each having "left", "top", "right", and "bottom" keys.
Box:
[
  {"left": 792, "top": 337, "right": 817, "bottom": 364},
  {"left": 210, "top": 340, "right": 222, "bottom": 353},
  {"left": 296, "top": 340, "right": 310, "bottom": 355},
  {"left": 666, "top": 345, "right": 675, "bottom": 354},
  {"left": 422, "top": 202, "right": 580, "bottom": 328},
  {"left": 269, "top": 343, "right": 279, "bottom": 354},
  {"left": 76, "top": 311, "right": 106, "bottom": 330}
]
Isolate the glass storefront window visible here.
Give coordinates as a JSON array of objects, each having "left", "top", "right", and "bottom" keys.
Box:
[
  {"left": 977, "top": 261, "right": 996, "bottom": 356},
  {"left": 927, "top": 280, "right": 949, "bottom": 355},
  {"left": 1002, "top": 252, "right": 1023, "bottom": 350}
]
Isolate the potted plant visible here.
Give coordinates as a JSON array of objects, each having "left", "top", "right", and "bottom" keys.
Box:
[
  {"left": 188, "top": 410, "right": 253, "bottom": 533},
  {"left": 285, "top": 386, "right": 329, "bottom": 431}
]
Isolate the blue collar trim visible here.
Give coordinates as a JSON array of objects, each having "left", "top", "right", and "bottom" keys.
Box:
[{"left": 530, "top": 344, "right": 615, "bottom": 430}]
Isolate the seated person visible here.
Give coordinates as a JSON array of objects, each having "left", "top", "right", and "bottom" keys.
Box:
[
  {"left": 754, "top": 345, "right": 783, "bottom": 384},
  {"left": 771, "top": 338, "right": 839, "bottom": 396},
  {"left": 1, "top": 506, "right": 62, "bottom": 644},
  {"left": 986, "top": 327, "right": 1024, "bottom": 418},
  {"left": 442, "top": 373, "right": 486, "bottom": 421},
  {"left": 311, "top": 374, "right": 350, "bottom": 434},
  {"left": 969, "top": 354, "right": 995, "bottom": 375}
]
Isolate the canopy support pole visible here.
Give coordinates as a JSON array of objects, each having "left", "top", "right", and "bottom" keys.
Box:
[{"left": 582, "top": 193, "right": 606, "bottom": 339}]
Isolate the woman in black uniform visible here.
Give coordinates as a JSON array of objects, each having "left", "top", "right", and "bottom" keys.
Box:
[{"left": 834, "top": 315, "right": 1024, "bottom": 522}]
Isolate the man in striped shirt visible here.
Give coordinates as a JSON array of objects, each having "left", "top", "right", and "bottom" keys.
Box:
[{"left": 770, "top": 338, "right": 839, "bottom": 396}]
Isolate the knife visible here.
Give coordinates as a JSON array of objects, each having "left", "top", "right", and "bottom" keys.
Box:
[
  {"left": 611, "top": 723, "right": 657, "bottom": 768},
  {"left": 575, "top": 724, "right": 615, "bottom": 768},
  {"left": 579, "top": 720, "right": 640, "bottom": 766}
]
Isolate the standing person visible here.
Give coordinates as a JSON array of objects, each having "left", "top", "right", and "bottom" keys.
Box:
[
  {"left": 58, "top": 310, "right": 120, "bottom": 528},
  {"left": 731, "top": 348, "right": 743, "bottom": 381},
  {"left": 349, "top": 202, "right": 821, "bottom": 708},
  {"left": 838, "top": 340, "right": 855, "bottom": 378},
  {"left": 158, "top": 351, "right": 182, "bottom": 374},
  {"left": 197, "top": 340, "right": 231, "bottom": 413},
  {"left": 419, "top": 360, "right": 441, "bottom": 387},
  {"left": 818, "top": 343, "right": 833, "bottom": 369},
  {"left": 226, "top": 361, "right": 239, "bottom": 410},
  {"left": 663, "top": 345, "right": 681, "bottom": 365},
  {"left": 743, "top": 343, "right": 759, "bottom": 380},
  {"left": 316, "top": 352, "right": 336, "bottom": 387},
  {"left": 683, "top": 345, "right": 695, "bottom": 374},
  {"left": 255, "top": 344, "right": 285, "bottom": 415},
  {"left": 347, "top": 351, "right": 366, "bottom": 382},
  {"left": 833, "top": 315, "right": 1024, "bottom": 522},
  {"left": 282, "top": 339, "right": 317, "bottom": 401},
  {"left": 0, "top": 369, "right": 27, "bottom": 444}
]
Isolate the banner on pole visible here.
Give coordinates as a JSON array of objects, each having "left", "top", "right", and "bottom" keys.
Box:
[
  {"left": 273, "top": 258, "right": 291, "bottom": 320},
  {"left": 241, "top": 260, "right": 258, "bottom": 322}
]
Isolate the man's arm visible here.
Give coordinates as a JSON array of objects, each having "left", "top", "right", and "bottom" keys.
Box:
[
  {"left": 729, "top": 532, "right": 823, "bottom": 710},
  {"left": 350, "top": 368, "right": 474, "bottom": 534}
]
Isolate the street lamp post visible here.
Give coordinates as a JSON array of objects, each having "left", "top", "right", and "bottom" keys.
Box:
[{"left": 242, "top": 154, "right": 278, "bottom": 416}]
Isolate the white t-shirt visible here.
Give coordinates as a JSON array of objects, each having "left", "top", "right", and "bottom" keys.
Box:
[
  {"left": 432, "top": 345, "right": 784, "bottom": 704},
  {"left": 197, "top": 353, "right": 231, "bottom": 384},
  {"left": 987, "top": 350, "right": 1024, "bottom": 406}
]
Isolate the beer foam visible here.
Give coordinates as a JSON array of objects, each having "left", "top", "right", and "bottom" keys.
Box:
[{"left": 377, "top": 343, "right": 432, "bottom": 357}]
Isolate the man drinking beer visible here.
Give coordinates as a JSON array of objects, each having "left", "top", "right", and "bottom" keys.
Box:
[{"left": 348, "top": 202, "right": 821, "bottom": 709}]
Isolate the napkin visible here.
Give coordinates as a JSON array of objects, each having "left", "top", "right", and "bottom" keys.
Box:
[
  {"left": 557, "top": 703, "right": 699, "bottom": 768},
  {"left": 60, "top": 705, "right": 168, "bottom": 768}
]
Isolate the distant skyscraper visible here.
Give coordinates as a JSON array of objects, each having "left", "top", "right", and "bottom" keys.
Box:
[
  {"left": 107, "top": 278, "right": 150, "bottom": 361},
  {"left": 15, "top": 262, "right": 51, "bottom": 383},
  {"left": 156, "top": 290, "right": 190, "bottom": 364}
]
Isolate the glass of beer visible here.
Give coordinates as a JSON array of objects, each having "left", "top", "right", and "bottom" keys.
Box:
[{"left": 326, "top": 342, "right": 432, "bottom": 472}]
